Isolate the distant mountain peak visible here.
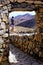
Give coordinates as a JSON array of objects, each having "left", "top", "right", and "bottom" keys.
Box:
[
  {"left": 23, "top": 13, "right": 31, "bottom": 16},
  {"left": 14, "top": 13, "right": 34, "bottom": 20}
]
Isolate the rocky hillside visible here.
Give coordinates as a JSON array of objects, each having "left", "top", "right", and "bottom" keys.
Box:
[{"left": 14, "top": 13, "right": 36, "bottom": 28}]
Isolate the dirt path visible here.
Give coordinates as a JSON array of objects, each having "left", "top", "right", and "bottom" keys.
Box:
[{"left": 9, "top": 44, "right": 43, "bottom": 65}]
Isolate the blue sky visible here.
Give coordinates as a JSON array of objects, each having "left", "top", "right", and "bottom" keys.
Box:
[{"left": 9, "top": 11, "right": 36, "bottom": 18}]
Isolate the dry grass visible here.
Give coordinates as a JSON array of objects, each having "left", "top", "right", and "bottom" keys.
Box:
[{"left": 13, "top": 26, "right": 35, "bottom": 33}]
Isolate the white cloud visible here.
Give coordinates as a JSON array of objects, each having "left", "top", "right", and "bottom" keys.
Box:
[{"left": 9, "top": 11, "right": 36, "bottom": 18}]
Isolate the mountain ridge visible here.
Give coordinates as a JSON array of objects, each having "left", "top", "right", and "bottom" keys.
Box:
[{"left": 14, "top": 13, "right": 35, "bottom": 20}]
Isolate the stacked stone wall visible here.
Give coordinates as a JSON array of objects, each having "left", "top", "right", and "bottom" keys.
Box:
[
  {"left": 0, "top": 0, "right": 43, "bottom": 62},
  {"left": 0, "top": 36, "right": 9, "bottom": 62},
  {"left": 9, "top": 2, "right": 43, "bottom": 59},
  {"left": 10, "top": 33, "right": 43, "bottom": 59}
]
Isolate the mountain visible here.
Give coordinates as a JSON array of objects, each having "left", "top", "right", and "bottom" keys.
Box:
[
  {"left": 14, "top": 13, "right": 35, "bottom": 21},
  {"left": 9, "top": 13, "right": 36, "bottom": 28},
  {"left": 14, "top": 13, "right": 35, "bottom": 25},
  {"left": 16, "top": 19, "right": 36, "bottom": 28}
]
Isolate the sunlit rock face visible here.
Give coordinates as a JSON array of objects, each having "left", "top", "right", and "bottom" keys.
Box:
[{"left": 9, "top": 51, "right": 19, "bottom": 63}]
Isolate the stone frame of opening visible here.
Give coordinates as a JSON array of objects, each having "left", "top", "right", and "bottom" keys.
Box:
[
  {"left": 0, "top": 1, "right": 43, "bottom": 33},
  {"left": 0, "top": 1, "right": 43, "bottom": 36},
  {"left": 0, "top": 1, "right": 43, "bottom": 61}
]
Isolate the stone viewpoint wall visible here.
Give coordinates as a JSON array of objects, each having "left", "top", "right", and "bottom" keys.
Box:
[
  {"left": 10, "top": 33, "right": 43, "bottom": 59},
  {"left": 0, "top": 0, "right": 43, "bottom": 62},
  {"left": 9, "top": 0, "right": 43, "bottom": 59}
]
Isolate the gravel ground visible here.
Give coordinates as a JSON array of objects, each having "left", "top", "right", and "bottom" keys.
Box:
[{"left": 9, "top": 44, "right": 43, "bottom": 65}]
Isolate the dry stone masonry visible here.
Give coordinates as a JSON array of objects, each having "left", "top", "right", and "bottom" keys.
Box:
[
  {"left": 0, "top": 36, "right": 9, "bottom": 62},
  {"left": 0, "top": 0, "right": 10, "bottom": 62},
  {"left": 0, "top": 0, "right": 43, "bottom": 62},
  {"left": 9, "top": 0, "right": 43, "bottom": 60}
]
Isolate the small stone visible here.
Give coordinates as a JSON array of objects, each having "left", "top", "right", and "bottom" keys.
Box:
[{"left": 32, "top": 62, "right": 39, "bottom": 65}]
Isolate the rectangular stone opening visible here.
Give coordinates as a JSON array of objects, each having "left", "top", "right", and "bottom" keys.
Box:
[{"left": 9, "top": 11, "right": 37, "bottom": 34}]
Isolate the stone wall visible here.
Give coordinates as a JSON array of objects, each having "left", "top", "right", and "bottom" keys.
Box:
[
  {"left": 0, "top": 0, "right": 43, "bottom": 62},
  {"left": 10, "top": 33, "right": 43, "bottom": 59},
  {"left": 9, "top": 1, "right": 43, "bottom": 59},
  {"left": 0, "top": 36, "right": 9, "bottom": 62}
]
